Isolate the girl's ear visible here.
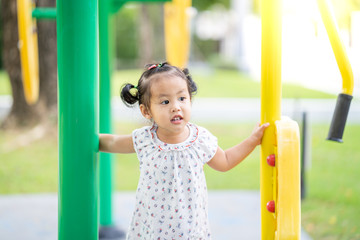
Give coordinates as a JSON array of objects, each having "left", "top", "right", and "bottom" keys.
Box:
[{"left": 140, "top": 104, "right": 152, "bottom": 119}]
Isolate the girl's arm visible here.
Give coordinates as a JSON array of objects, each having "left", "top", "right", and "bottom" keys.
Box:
[
  {"left": 99, "top": 134, "right": 135, "bottom": 153},
  {"left": 207, "top": 123, "right": 269, "bottom": 172}
]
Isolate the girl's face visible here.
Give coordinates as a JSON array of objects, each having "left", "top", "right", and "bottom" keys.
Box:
[{"left": 140, "top": 75, "right": 192, "bottom": 142}]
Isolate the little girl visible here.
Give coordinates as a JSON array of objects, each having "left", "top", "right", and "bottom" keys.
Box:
[{"left": 99, "top": 62, "right": 269, "bottom": 240}]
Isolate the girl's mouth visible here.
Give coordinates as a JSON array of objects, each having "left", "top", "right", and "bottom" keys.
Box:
[{"left": 171, "top": 116, "right": 183, "bottom": 123}]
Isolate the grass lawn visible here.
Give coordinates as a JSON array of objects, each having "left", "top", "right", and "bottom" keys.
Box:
[
  {"left": 0, "top": 71, "right": 10, "bottom": 95},
  {"left": 0, "top": 122, "right": 359, "bottom": 239},
  {"left": 301, "top": 124, "right": 360, "bottom": 239}
]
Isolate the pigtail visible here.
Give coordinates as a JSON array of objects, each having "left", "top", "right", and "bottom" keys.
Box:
[
  {"left": 121, "top": 83, "right": 139, "bottom": 107},
  {"left": 183, "top": 68, "right": 197, "bottom": 96}
]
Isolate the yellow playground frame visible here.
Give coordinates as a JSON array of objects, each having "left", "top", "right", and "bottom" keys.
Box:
[
  {"left": 164, "top": 0, "right": 192, "bottom": 68},
  {"left": 260, "top": 0, "right": 353, "bottom": 239},
  {"left": 17, "top": 0, "right": 39, "bottom": 105}
]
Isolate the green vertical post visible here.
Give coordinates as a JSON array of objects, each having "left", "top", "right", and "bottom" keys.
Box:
[
  {"left": 99, "top": 0, "right": 115, "bottom": 227},
  {"left": 57, "top": 0, "right": 99, "bottom": 239}
]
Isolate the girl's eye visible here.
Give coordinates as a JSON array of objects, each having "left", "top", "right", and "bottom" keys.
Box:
[
  {"left": 161, "top": 100, "right": 169, "bottom": 105},
  {"left": 179, "top": 97, "right": 186, "bottom": 101}
]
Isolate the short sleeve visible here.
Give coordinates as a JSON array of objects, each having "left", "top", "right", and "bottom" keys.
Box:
[
  {"left": 196, "top": 126, "right": 218, "bottom": 164},
  {"left": 132, "top": 126, "right": 156, "bottom": 158}
]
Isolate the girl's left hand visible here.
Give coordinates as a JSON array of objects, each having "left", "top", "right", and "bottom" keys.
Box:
[{"left": 249, "top": 122, "right": 270, "bottom": 145}]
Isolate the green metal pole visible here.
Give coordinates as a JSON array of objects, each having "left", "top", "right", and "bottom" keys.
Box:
[
  {"left": 99, "top": 0, "right": 115, "bottom": 227},
  {"left": 32, "top": 8, "right": 57, "bottom": 19},
  {"left": 57, "top": 0, "right": 99, "bottom": 239},
  {"left": 111, "top": 0, "right": 171, "bottom": 14}
]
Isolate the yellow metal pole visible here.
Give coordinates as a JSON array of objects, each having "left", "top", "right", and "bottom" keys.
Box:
[
  {"left": 17, "top": 0, "right": 39, "bottom": 105},
  {"left": 318, "top": 0, "right": 354, "bottom": 142},
  {"left": 260, "top": 0, "right": 282, "bottom": 238},
  {"left": 164, "top": 0, "right": 191, "bottom": 68},
  {"left": 317, "top": 0, "right": 354, "bottom": 95}
]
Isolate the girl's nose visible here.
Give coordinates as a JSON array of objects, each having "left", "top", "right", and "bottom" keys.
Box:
[{"left": 171, "top": 103, "right": 181, "bottom": 112}]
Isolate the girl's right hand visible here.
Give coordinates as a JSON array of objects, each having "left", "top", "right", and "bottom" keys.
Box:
[{"left": 249, "top": 122, "right": 270, "bottom": 146}]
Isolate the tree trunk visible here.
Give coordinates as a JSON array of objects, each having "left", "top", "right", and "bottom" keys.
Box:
[
  {"left": 138, "top": 4, "right": 154, "bottom": 66},
  {"left": 36, "top": 0, "right": 57, "bottom": 123},
  {"left": 1, "top": 0, "right": 57, "bottom": 129}
]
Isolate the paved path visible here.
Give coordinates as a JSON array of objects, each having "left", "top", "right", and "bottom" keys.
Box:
[{"left": 0, "top": 191, "right": 312, "bottom": 240}]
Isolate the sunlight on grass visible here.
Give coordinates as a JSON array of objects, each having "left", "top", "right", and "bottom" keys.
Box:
[{"left": 0, "top": 71, "right": 10, "bottom": 95}]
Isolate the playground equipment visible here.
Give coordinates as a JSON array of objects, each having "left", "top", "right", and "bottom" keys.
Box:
[
  {"left": 19, "top": 0, "right": 190, "bottom": 238},
  {"left": 260, "top": 0, "right": 300, "bottom": 238},
  {"left": 19, "top": 0, "right": 191, "bottom": 239},
  {"left": 18, "top": 0, "right": 353, "bottom": 239},
  {"left": 17, "top": 0, "right": 39, "bottom": 104},
  {"left": 164, "top": 0, "right": 192, "bottom": 67},
  {"left": 260, "top": 0, "right": 354, "bottom": 239},
  {"left": 317, "top": 0, "right": 354, "bottom": 142}
]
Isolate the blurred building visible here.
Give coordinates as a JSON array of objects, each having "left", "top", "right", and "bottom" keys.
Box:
[{"left": 193, "top": 0, "right": 360, "bottom": 97}]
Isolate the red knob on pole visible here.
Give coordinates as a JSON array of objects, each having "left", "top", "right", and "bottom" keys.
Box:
[
  {"left": 266, "top": 200, "right": 275, "bottom": 213},
  {"left": 266, "top": 154, "right": 276, "bottom": 167}
]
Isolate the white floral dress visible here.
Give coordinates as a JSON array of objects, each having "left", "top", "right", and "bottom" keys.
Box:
[{"left": 127, "top": 122, "right": 218, "bottom": 240}]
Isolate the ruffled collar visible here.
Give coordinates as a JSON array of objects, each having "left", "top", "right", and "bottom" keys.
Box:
[{"left": 149, "top": 123, "right": 199, "bottom": 152}]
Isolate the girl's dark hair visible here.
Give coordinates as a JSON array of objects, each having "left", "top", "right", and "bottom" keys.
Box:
[{"left": 120, "top": 62, "right": 197, "bottom": 109}]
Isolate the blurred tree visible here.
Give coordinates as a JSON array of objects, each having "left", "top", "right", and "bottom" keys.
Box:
[
  {"left": 193, "top": 0, "right": 230, "bottom": 10},
  {"left": 115, "top": 6, "right": 139, "bottom": 68},
  {"left": 1, "top": 0, "right": 57, "bottom": 129},
  {"left": 139, "top": 5, "right": 154, "bottom": 65},
  {"left": 115, "top": 4, "right": 165, "bottom": 68},
  {"left": 113, "top": 1, "right": 232, "bottom": 68}
]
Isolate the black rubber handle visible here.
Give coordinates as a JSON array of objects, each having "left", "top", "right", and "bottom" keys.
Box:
[{"left": 327, "top": 93, "right": 353, "bottom": 143}]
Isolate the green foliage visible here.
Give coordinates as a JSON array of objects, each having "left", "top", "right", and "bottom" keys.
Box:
[
  {"left": 113, "top": 4, "right": 166, "bottom": 68},
  {"left": 192, "top": 0, "right": 230, "bottom": 11},
  {"left": 114, "top": 6, "right": 140, "bottom": 65}
]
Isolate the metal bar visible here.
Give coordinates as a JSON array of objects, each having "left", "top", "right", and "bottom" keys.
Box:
[
  {"left": 164, "top": 0, "right": 191, "bottom": 68},
  {"left": 32, "top": 8, "right": 57, "bottom": 19},
  {"left": 99, "top": 0, "right": 115, "bottom": 227},
  {"left": 17, "top": 0, "right": 39, "bottom": 104},
  {"left": 111, "top": 0, "right": 171, "bottom": 14},
  {"left": 317, "top": 0, "right": 354, "bottom": 95},
  {"left": 260, "top": 0, "right": 283, "bottom": 238},
  {"left": 57, "top": 0, "right": 99, "bottom": 239},
  {"left": 113, "top": 0, "right": 170, "bottom": 3}
]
